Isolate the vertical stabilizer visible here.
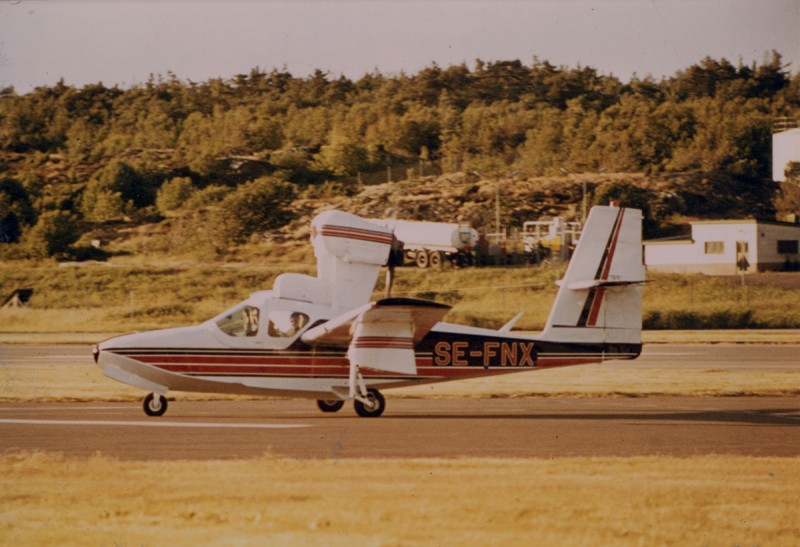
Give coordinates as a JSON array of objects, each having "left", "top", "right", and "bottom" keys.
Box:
[{"left": 537, "top": 206, "right": 644, "bottom": 347}]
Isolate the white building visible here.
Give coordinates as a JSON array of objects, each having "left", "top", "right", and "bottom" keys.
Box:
[
  {"left": 772, "top": 128, "right": 800, "bottom": 181},
  {"left": 644, "top": 219, "right": 800, "bottom": 275}
]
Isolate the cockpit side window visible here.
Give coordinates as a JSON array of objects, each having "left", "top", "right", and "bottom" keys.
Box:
[
  {"left": 216, "top": 305, "right": 260, "bottom": 337},
  {"left": 267, "top": 310, "right": 310, "bottom": 338}
]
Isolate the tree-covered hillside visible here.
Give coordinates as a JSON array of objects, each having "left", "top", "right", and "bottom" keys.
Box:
[{"left": 1, "top": 53, "right": 799, "bottom": 258}]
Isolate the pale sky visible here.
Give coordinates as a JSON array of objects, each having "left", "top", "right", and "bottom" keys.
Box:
[{"left": 1, "top": 0, "right": 798, "bottom": 93}]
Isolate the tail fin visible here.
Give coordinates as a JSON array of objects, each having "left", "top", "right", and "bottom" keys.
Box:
[{"left": 537, "top": 206, "right": 644, "bottom": 347}]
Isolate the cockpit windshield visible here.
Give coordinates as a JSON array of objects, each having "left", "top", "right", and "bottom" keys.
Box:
[
  {"left": 215, "top": 304, "right": 260, "bottom": 337},
  {"left": 213, "top": 301, "right": 310, "bottom": 341}
]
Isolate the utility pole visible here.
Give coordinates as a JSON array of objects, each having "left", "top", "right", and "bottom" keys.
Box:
[
  {"left": 495, "top": 183, "right": 501, "bottom": 236},
  {"left": 582, "top": 179, "right": 587, "bottom": 224}
]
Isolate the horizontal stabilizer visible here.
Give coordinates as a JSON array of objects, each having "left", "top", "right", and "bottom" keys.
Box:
[{"left": 566, "top": 279, "right": 645, "bottom": 290}]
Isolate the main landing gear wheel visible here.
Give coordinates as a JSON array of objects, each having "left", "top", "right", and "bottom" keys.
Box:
[
  {"left": 354, "top": 389, "right": 386, "bottom": 418},
  {"left": 317, "top": 399, "right": 345, "bottom": 413},
  {"left": 143, "top": 393, "right": 168, "bottom": 417}
]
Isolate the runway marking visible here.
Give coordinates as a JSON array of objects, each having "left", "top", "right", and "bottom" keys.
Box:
[
  {"left": 641, "top": 352, "right": 701, "bottom": 356},
  {"left": 0, "top": 406, "right": 121, "bottom": 412},
  {"left": 0, "top": 419, "right": 309, "bottom": 429}
]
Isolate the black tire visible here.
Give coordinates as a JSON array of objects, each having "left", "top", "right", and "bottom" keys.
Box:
[
  {"left": 354, "top": 389, "right": 386, "bottom": 418},
  {"left": 415, "top": 250, "right": 429, "bottom": 269},
  {"left": 429, "top": 250, "right": 443, "bottom": 269},
  {"left": 143, "top": 393, "right": 168, "bottom": 417},
  {"left": 317, "top": 399, "right": 345, "bottom": 413}
]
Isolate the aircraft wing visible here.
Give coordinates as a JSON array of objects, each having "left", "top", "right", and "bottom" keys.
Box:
[{"left": 301, "top": 298, "right": 451, "bottom": 376}]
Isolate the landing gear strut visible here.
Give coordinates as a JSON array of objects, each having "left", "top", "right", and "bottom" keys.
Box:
[
  {"left": 143, "top": 393, "right": 168, "bottom": 417},
  {"left": 348, "top": 363, "right": 387, "bottom": 417}
]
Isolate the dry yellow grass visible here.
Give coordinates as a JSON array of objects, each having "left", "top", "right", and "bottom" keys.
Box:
[{"left": 2, "top": 453, "right": 798, "bottom": 546}]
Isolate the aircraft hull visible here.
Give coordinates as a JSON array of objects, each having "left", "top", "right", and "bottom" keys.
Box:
[{"left": 98, "top": 332, "right": 641, "bottom": 399}]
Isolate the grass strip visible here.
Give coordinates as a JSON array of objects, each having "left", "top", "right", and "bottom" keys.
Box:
[
  {"left": 2, "top": 359, "right": 799, "bottom": 403},
  {"left": 2, "top": 452, "right": 798, "bottom": 546}
]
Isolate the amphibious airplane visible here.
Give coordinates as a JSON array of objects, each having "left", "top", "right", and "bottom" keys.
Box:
[{"left": 94, "top": 205, "right": 644, "bottom": 417}]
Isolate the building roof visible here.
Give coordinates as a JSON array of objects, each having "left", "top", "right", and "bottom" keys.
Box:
[
  {"left": 643, "top": 239, "right": 693, "bottom": 246},
  {"left": 690, "top": 219, "right": 800, "bottom": 228}
]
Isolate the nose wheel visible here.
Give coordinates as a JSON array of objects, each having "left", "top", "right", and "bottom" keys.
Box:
[{"left": 143, "top": 393, "right": 168, "bottom": 417}]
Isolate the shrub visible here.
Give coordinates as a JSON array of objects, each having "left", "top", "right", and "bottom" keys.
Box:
[
  {"left": 644, "top": 309, "right": 756, "bottom": 330},
  {"left": 156, "top": 177, "right": 195, "bottom": 214},
  {"left": 184, "top": 185, "right": 232, "bottom": 210}
]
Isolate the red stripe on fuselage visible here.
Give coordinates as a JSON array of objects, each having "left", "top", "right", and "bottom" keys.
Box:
[{"left": 318, "top": 224, "right": 393, "bottom": 245}]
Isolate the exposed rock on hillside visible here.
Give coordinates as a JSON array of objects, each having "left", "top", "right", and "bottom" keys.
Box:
[{"left": 284, "top": 171, "right": 778, "bottom": 241}]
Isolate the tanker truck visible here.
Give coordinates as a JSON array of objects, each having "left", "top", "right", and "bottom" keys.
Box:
[{"left": 372, "top": 220, "right": 479, "bottom": 268}]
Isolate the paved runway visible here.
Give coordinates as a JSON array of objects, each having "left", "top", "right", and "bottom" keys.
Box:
[
  {"left": 1, "top": 344, "right": 799, "bottom": 460},
  {"left": 1, "top": 397, "right": 799, "bottom": 460},
  {"left": 3, "top": 342, "right": 800, "bottom": 370}
]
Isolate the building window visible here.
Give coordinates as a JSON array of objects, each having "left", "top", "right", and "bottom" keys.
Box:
[
  {"left": 777, "top": 240, "right": 799, "bottom": 254},
  {"left": 704, "top": 241, "right": 724, "bottom": 255}
]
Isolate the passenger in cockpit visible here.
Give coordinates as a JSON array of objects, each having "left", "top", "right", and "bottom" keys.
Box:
[{"left": 244, "top": 307, "right": 260, "bottom": 336}]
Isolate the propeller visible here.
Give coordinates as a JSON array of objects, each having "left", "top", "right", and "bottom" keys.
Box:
[
  {"left": 383, "top": 194, "right": 403, "bottom": 298},
  {"left": 385, "top": 235, "right": 404, "bottom": 298}
]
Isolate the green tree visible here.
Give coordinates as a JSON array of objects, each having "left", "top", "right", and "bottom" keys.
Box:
[
  {"left": 82, "top": 160, "right": 156, "bottom": 221},
  {"left": 593, "top": 181, "right": 658, "bottom": 236},
  {"left": 318, "top": 130, "right": 369, "bottom": 176},
  {"left": 210, "top": 178, "right": 296, "bottom": 246},
  {"left": 0, "top": 177, "right": 37, "bottom": 243},
  {"left": 22, "top": 210, "right": 81, "bottom": 258}
]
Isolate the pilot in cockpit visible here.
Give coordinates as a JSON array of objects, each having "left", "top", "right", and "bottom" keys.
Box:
[
  {"left": 268, "top": 310, "right": 310, "bottom": 338},
  {"left": 287, "top": 312, "right": 309, "bottom": 336}
]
